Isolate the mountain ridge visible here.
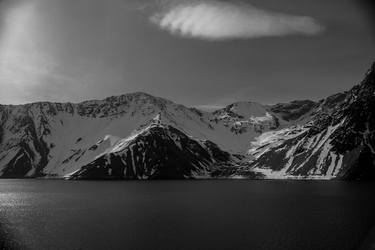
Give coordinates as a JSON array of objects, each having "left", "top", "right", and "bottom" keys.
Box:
[{"left": 0, "top": 62, "right": 374, "bottom": 180}]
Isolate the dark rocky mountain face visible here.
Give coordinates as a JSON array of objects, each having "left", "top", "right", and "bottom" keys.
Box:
[
  {"left": 330, "top": 63, "right": 375, "bottom": 179},
  {"left": 69, "top": 124, "right": 234, "bottom": 180},
  {"left": 247, "top": 62, "right": 375, "bottom": 180},
  {"left": 0, "top": 107, "right": 50, "bottom": 178},
  {"left": 269, "top": 100, "right": 317, "bottom": 122}
]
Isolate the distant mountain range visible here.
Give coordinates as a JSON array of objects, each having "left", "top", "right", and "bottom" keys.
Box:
[{"left": 0, "top": 62, "right": 374, "bottom": 180}]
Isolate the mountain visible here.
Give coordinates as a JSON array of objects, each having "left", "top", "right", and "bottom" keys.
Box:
[
  {"left": 0, "top": 92, "right": 276, "bottom": 178},
  {"left": 0, "top": 63, "right": 374, "bottom": 180},
  {"left": 247, "top": 62, "right": 375, "bottom": 180},
  {"left": 269, "top": 100, "right": 317, "bottom": 123},
  {"left": 69, "top": 118, "right": 235, "bottom": 180}
]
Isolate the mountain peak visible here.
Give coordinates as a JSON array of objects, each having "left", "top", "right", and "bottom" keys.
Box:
[
  {"left": 362, "top": 61, "right": 375, "bottom": 86},
  {"left": 68, "top": 122, "right": 234, "bottom": 180},
  {"left": 213, "top": 101, "right": 267, "bottom": 118}
]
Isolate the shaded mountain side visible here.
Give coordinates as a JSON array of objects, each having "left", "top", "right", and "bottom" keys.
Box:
[
  {"left": 0, "top": 114, "right": 50, "bottom": 178},
  {"left": 331, "top": 62, "right": 375, "bottom": 179},
  {"left": 269, "top": 100, "right": 317, "bottom": 122},
  {"left": 69, "top": 124, "right": 235, "bottom": 180}
]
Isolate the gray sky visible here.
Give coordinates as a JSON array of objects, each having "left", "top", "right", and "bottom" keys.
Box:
[{"left": 0, "top": 0, "right": 373, "bottom": 108}]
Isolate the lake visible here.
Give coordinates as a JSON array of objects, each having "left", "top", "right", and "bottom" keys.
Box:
[{"left": 0, "top": 180, "right": 375, "bottom": 250}]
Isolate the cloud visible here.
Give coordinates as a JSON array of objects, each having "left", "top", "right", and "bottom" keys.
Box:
[{"left": 150, "top": 0, "right": 324, "bottom": 40}]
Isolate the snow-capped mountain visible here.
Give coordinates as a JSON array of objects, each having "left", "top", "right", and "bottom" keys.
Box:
[
  {"left": 69, "top": 118, "right": 234, "bottom": 180},
  {"left": 0, "top": 63, "right": 374, "bottom": 180},
  {"left": 247, "top": 62, "right": 375, "bottom": 180},
  {"left": 0, "top": 92, "right": 277, "bottom": 178}
]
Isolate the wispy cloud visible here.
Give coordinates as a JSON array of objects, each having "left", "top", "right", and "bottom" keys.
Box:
[{"left": 151, "top": 0, "right": 324, "bottom": 40}]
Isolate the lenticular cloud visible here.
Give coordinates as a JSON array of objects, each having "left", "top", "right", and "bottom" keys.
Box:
[{"left": 151, "top": 1, "right": 324, "bottom": 40}]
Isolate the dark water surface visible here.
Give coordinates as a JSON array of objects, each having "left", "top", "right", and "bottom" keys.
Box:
[{"left": 0, "top": 180, "right": 375, "bottom": 250}]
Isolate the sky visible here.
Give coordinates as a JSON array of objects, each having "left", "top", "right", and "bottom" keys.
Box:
[{"left": 0, "top": 0, "right": 373, "bottom": 109}]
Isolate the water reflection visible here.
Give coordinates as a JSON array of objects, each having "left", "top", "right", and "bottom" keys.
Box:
[
  {"left": 0, "top": 179, "right": 375, "bottom": 250},
  {"left": 0, "top": 218, "right": 24, "bottom": 250}
]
